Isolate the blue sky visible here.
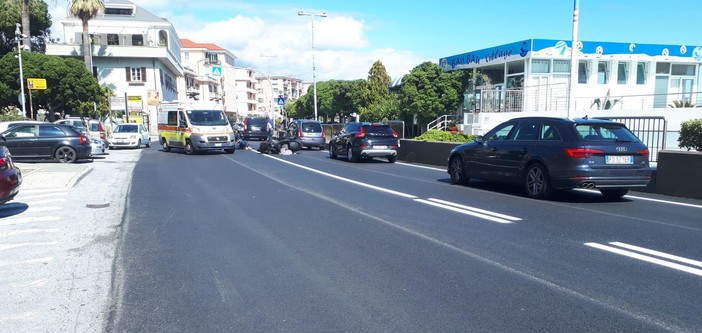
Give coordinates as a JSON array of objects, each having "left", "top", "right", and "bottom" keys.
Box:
[{"left": 48, "top": 0, "right": 702, "bottom": 82}]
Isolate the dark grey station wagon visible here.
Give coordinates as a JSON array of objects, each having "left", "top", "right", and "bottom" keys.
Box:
[{"left": 447, "top": 117, "right": 652, "bottom": 200}]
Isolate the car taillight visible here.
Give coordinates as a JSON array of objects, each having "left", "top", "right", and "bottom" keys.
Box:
[
  {"left": 565, "top": 148, "right": 604, "bottom": 158},
  {"left": 391, "top": 129, "right": 398, "bottom": 138},
  {"left": 638, "top": 148, "right": 650, "bottom": 157},
  {"left": 321, "top": 130, "right": 326, "bottom": 139},
  {"left": 354, "top": 127, "right": 366, "bottom": 138},
  {"left": 0, "top": 157, "right": 8, "bottom": 171},
  {"left": 298, "top": 128, "right": 304, "bottom": 137},
  {"left": 80, "top": 136, "right": 88, "bottom": 144}
]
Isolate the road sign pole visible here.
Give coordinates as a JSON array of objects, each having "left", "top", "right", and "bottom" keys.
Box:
[{"left": 28, "top": 88, "right": 34, "bottom": 119}]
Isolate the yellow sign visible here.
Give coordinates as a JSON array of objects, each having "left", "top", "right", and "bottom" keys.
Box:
[
  {"left": 27, "top": 78, "right": 47, "bottom": 90},
  {"left": 127, "top": 96, "right": 142, "bottom": 102}
]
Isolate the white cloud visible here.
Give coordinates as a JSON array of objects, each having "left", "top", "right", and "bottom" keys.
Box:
[{"left": 47, "top": 1, "right": 426, "bottom": 81}]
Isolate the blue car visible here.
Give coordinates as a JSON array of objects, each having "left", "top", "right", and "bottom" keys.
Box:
[{"left": 447, "top": 117, "right": 652, "bottom": 200}]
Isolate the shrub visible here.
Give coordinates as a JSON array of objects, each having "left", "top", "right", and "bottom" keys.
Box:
[
  {"left": 414, "top": 129, "right": 476, "bottom": 143},
  {"left": 678, "top": 118, "right": 702, "bottom": 151}
]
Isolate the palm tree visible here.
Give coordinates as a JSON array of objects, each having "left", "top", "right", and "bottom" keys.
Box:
[
  {"left": 69, "top": 0, "right": 105, "bottom": 71},
  {"left": 21, "top": 0, "right": 30, "bottom": 49}
]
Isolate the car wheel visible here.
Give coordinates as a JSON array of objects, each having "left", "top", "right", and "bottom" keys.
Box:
[
  {"left": 329, "top": 143, "right": 337, "bottom": 159},
  {"left": 448, "top": 156, "right": 469, "bottom": 185},
  {"left": 600, "top": 189, "right": 629, "bottom": 200},
  {"left": 388, "top": 155, "right": 397, "bottom": 163},
  {"left": 347, "top": 145, "right": 358, "bottom": 162},
  {"left": 185, "top": 140, "right": 195, "bottom": 155},
  {"left": 136, "top": 139, "right": 142, "bottom": 149},
  {"left": 55, "top": 146, "right": 78, "bottom": 163},
  {"left": 162, "top": 140, "right": 170, "bottom": 152},
  {"left": 289, "top": 141, "right": 301, "bottom": 152},
  {"left": 146, "top": 138, "right": 151, "bottom": 148},
  {"left": 318, "top": 145, "right": 325, "bottom": 151},
  {"left": 524, "top": 163, "right": 553, "bottom": 199}
]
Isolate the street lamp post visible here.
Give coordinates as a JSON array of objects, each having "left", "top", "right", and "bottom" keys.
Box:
[
  {"left": 298, "top": 11, "right": 327, "bottom": 121},
  {"left": 15, "top": 23, "right": 26, "bottom": 117}
]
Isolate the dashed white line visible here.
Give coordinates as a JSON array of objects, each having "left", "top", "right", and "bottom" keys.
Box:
[
  {"left": 0, "top": 241, "right": 57, "bottom": 251},
  {"left": 0, "top": 216, "right": 61, "bottom": 227},
  {"left": 427, "top": 198, "right": 522, "bottom": 222},
  {"left": 415, "top": 199, "right": 515, "bottom": 224},
  {"left": 586, "top": 242, "right": 702, "bottom": 277},
  {"left": 0, "top": 228, "right": 58, "bottom": 238}
]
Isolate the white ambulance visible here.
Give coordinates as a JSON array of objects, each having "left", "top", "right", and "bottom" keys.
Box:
[{"left": 157, "top": 101, "right": 236, "bottom": 155}]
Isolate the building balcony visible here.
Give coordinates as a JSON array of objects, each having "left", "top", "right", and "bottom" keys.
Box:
[{"left": 46, "top": 43, "right": 183, "bottom": 75}]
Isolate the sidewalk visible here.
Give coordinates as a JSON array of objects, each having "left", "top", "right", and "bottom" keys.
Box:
[{"left": 14, "top": 161, "right": 93, "bottom": 189}]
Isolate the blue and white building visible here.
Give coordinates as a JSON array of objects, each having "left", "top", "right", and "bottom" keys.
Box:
[{"left": 439, "top": 39, "right": 702, "bottom": 144}]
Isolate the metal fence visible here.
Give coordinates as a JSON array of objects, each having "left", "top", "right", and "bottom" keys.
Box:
[{"left": 594, "top": 116, "right": 667, "bottom": 162}]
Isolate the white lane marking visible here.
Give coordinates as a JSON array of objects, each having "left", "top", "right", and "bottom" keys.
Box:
[
  {"left": 415, "top": 199, "right": 514, "bottom": 224},
  {"left": 11, "top": 278, "right": 48, "bottom": 288},
  {"left": 585, "top": 242, "right": 702, "bottom": 277},
  {"left": 0, "top": 241, "right": 57, "bottom": 251},
  {"left": 609, "top": 242, "right": 702, "bottom": 268},
  {"left": 623, "top": 194, "right": 702, "bottom": 209},
  {"left": 0, "top": 216, "right": 60, "bottom": 227},
  {"left": 261, "top": 154, "right": 417, "bottom": 199},
  {"left": 0, "top": 228, "right": 58, "bottom": 238},
  {"left": 16, "top": 192, "right": 68, "bottom": 201},
  {"left": 0, "top": 256, "right": 53, "bottom": 267},
  {"left": 256, "top": 154, "right": 520, "bottom": 223},
  {"left": 0, "top": 312, "right": 35, "bottom": 322},
  {"left": 427, "top": 198, "right": 522, "bottom": 221},
  {"left": 396, "top": 162, "right": 445, "bottom": 172},
  {"left": 24, "top": 206, "right": 63, "bottom": 213},
  {"left": 23, "top": 198, "right": 67, "bottom": 205}
]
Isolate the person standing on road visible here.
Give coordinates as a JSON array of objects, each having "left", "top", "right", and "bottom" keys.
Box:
[{"left": 266, "top": 115, "right": 274, "bottom": 141}]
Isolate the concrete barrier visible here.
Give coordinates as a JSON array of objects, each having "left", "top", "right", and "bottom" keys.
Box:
[{"left": 398, "top": 139, "right": 461, "bottom": 167}]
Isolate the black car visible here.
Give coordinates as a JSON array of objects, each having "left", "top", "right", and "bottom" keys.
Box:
[
  {"left": 447, "top": 116, "right": 652, "bottom": 200},
  {"left": 0, "top": 123, "right": 92, "bottom": 163},
  {"left": 243, "top": 117, "right": 269, "bottom": 141},
  {"left": 328, "top": 122, "right": 399, "bottom": 163}
]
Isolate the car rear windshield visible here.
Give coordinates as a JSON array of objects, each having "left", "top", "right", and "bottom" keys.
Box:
[
  {"left": 301, "top": 122, "right": 322, "bottom": 132},
  {"left": 90, "top": 123, "right": 101, "bottom": 131},
  {"left": 247, "top": 118, "right": 267, "bottom": 127},
  {"left": 575, "top": 124, "right": 640, "bottom": 142},
  {"left": 362, "top": 124, "right": 395, "bottom": 137}
]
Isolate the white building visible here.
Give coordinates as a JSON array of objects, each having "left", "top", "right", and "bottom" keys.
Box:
[
  {"left": 439, "top": 39, "right": 702, "bottom": 148},
  {"left": 255, "top": 75, "right": 304, "bottom": 119},
  {"left": 47, "top": 0, "right": 183, "bottom": 133},
  {"left": 179, "top": 39, "right": 234, "bottom": 113}
]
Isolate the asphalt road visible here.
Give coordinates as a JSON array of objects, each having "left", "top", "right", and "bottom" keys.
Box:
[{"left": 109, "top": 144, "right": 702, "bottom": 332}]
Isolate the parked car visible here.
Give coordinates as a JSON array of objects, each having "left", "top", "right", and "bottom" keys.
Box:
[
  {"left": 90, "top": 137, "right": 106, "bottom": 155},
  {"left": 243, "top": 117, "right": 269, "bottom": 141},
  {"left": 0, "top": 120, "right": 46, "bottom": 132},
  {"left": 286, "top": 119, "right": 325, "bottom": 150},
  {"left": 108, "top": 123, "right": 151, "bottom": 149},
  {"left": 0, "top": 123, "right": 92, "bottom": 163},
  {"left": 54, "top": 117, "right": 88, "bottom": 134},
  {"left": 328, "top": 122, "right": 399, "bottom": 163},
  {"left": 0, "top": 146, "right": 22, "bottom": 205},
  {"left": 447, "top": 116, "right": 652, "bottom": 200}
]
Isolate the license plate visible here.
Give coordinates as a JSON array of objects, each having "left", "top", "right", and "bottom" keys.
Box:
[
  {"left": 117, "top": 140, "right": 123, "bottom": 143},
  {"left": 605, "top": 155, "right": 633, "bottom": 164},
  {"left": 374, "top": 145, "right": 387, "bottom": 149},
  {"left": 215, "top": 143, "right": 222, "bottom": 147}
]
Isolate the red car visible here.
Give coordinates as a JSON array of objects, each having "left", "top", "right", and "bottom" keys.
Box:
[{"left": 0, "top": 146, "right": 22, "bottom": 205}]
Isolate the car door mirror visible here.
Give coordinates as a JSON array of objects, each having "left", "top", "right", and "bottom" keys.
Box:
[{"left": 474, "top": 135, "right": 483, "bottom": 144}]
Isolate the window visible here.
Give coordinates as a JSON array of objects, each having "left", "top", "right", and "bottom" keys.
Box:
[
  {"left": 107, "top": 34, "right": 119, "bottom": 45},
  {"left": 617, "top": 62, "right": 629, "bottom": 84},
  {"left": 540, "top": 124, "right": 561, "bottom": 141},
  {"left": 553, "top": 60, "right": 570, "bottom": 73},
  {"left": 158, "top": 30, "right": 168, "bottom": 47},
  {"left": 655, "top": 62, "right": 670, "bottom": 74},
  {"left": 672, "top": 64, "right": 695, "bottom": 76},
  {"left": 105, "top": 7, "right": 133, "bottom": 15},
  {"left": 485, "top": 123, "right": 515, "bottom": 141},
  {"left": 532, "top": 60, "right": 550, "bottom": 73},
  {"left": 39, "top": 125, "right": 66, "bottom": 137},
  {"left": 132, "top": 35, "right": 144, "bottom": 46},
  {"left": 6, "top": 125, "right": 36, "bottom": 138},
  {"left": 578, "top": 60, "right": 590, "bottom": 84},
  {"left": 125, "top": 67, "right": 146, "bottom": 82},
  {"left": 167, "top": 111, "right": 178, "bottom": 126},
  {"left": 514, "top": 122, "right": 540, "bottom": 141},
  {"left": 597, "top": 61, "right": 609, "bottom": 84},
  {"left": 636, "top": 62, "right": 648, "bottom": 84},
  {"left": 184, "top": 52, "right": 189, "bottom": 61}
]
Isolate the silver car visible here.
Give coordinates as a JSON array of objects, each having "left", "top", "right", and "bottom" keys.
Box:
[{"left": 286, "top": 119, "right": 325, "bottom": 150}]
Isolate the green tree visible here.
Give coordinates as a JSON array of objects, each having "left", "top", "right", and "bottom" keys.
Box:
[
  {"left": 360, "top": 93, "right": 400, "bottom": 122},
  {"left": 0, "top": 0, "right": 51, "bottom": 51},
  {"left": 398, "top": 61, "right": 467, "bottom": 131},
  {"left": 361, "top": 60, "right": 391, "bottom": 108},
  {"left": 69, "top": 0, "right": 104, "bottom": 71},
  {"left": 0, "top": 51, "right": 103, "bottom": 119}
]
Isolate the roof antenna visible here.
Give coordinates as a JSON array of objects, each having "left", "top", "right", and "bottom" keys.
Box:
[{"left": 583, "top": 114, "right": 589, "bottom": 119}]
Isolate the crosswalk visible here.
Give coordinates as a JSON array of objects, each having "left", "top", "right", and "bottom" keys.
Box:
[{"left": 0, "top": 188, "right": 69, "bottom": 329}]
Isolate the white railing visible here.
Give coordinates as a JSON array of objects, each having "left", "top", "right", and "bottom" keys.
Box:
[{"left": 427, "top": 114, "right": 459, "bottom": 131}]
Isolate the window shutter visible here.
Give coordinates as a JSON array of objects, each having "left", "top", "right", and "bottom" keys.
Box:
[
  {"left": 126, "top": 67, "right": 131, "bottom": 82},
  {"left": 141, "top": 67, "right": 147, "bottom": 82}
]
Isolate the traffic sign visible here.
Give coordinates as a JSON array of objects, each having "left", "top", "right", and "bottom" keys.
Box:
[
  {"left": 27, "top": 78, "right": 47, "bottom": 90},
  {"left": 211, "top": 66, "right": 222, "bottom": 76},
  {"left": 277, "top": 97, "right": 285, "bottom": 105}
]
